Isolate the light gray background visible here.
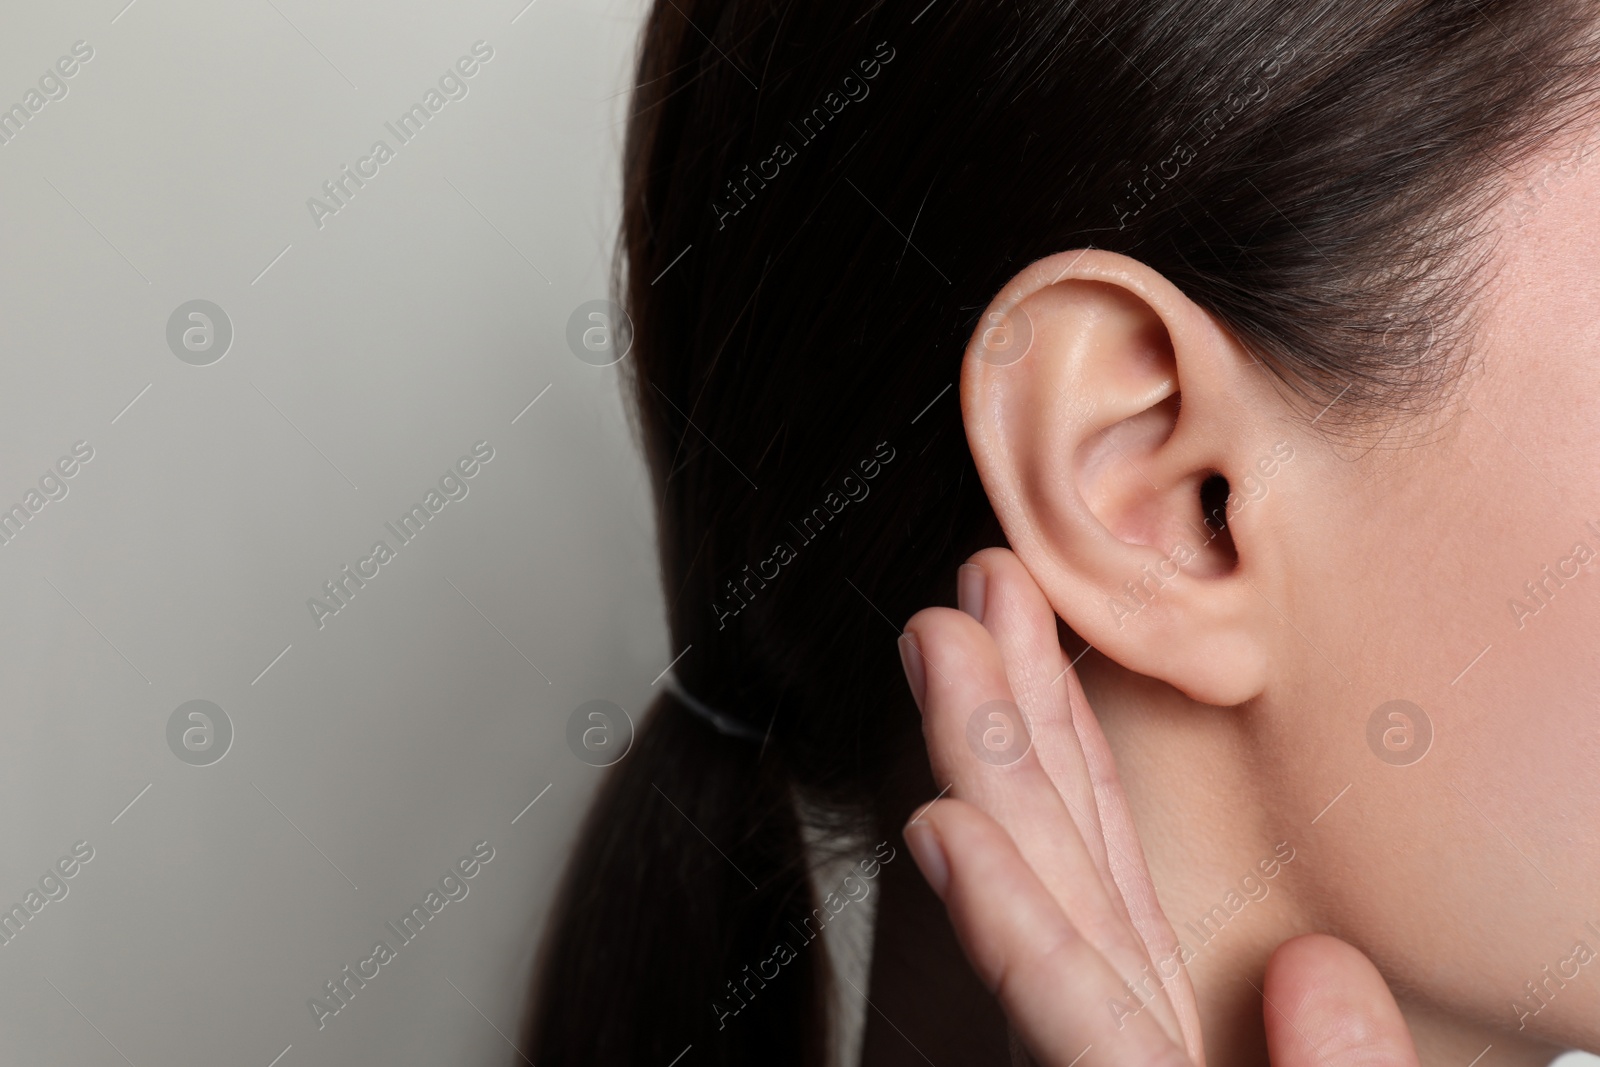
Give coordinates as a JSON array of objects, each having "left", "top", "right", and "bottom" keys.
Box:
[
  {"left": 0, "top": 1, "right": 659, "bottom": 1064},
  {"left": 0, "top": 2, "right": 1593, "bottom": 1066}
]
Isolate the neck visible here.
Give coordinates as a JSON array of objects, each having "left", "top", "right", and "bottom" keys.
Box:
[{"left": 1080, "top": 653, "right": 1559, "bottom": 1067}]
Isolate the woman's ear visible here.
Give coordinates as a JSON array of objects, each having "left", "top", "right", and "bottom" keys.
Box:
[{"left": 961, "top": 249, "right": 1296, "bottom": 706}]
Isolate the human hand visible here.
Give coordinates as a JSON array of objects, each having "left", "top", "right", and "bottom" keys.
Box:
[{"left": 897, "top": 548, "right": 1421, "bottom": 1066}]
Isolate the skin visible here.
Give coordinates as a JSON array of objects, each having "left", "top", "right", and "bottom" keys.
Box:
[{"left": 880, "top": 125, "right": 1600, "bottom": 1065}]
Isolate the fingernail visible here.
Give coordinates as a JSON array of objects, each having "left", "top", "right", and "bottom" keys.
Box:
[
  {"left": 903, "top": 820, "right": 949, "bottom": 898},
  {"left": 958, "top": 563, "right": 987, "bottom": 624},
  {"left": 898, "top": 632, "right": 927, "bottom": 710}
]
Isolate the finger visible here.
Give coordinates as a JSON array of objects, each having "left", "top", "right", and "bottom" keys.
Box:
[
  {"left": 955, "top": 549, "right": 1193, "bottom": 1054},
  {"left": 959, "top": 549, "right": 1120, "bottom": 906},
  {"left": 1056, "top": 659, "right": 1203, "bottom": 1067},
  {"left": 1262, "top": 934, "right": 1421, "bottom": 1067},
  {"left": 1058, "top": 647, "right": 1207, "bottom": 1066},
  {"left": 904, "top": 606, "right": 1186, "bottom": 1051},
  {"left": 905, "top": 797, "right": 1192, "bottom": 1067}
]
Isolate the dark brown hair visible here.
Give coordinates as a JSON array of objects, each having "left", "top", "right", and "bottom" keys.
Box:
[{"left": 528, "top": 2, "right": 1599, "bottom": 1063}]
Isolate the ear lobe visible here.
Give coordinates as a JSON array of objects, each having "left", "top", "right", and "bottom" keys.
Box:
[{"left": 961, "top": 249, "right": 1282, "bottom": 707}]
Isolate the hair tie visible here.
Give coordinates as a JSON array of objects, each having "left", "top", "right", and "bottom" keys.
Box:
[{"left": 662, "top": 674, "right": 769, "bottom": 743}]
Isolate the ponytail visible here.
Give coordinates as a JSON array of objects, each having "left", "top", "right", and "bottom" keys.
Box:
[{"left": 526, "top": 693, "right": 830, "bottom": 1066}]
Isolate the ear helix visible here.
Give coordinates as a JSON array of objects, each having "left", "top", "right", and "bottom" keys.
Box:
[{"left": 967, "top": 303, "right": 1034, "bottom": 367}]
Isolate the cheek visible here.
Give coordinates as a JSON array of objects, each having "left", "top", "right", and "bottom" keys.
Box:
[
  {"left": 1261, "top": 228, "right": 1600, "bottom": 1046},
  {"left": 1449, "top": 201, "right": 1600, "bottom": 876}
]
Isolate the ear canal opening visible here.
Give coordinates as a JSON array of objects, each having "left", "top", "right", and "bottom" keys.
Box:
[{"left": 1197, "top": 472, "right": 1239, "bottom": 572}]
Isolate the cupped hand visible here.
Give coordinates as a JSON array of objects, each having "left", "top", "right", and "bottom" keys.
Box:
[{"left": 896, "top": 548, "right": 1420, "bottom": 1067}]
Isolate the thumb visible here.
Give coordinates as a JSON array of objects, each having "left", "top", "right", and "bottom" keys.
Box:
[{"left": 1262, "top": 934, "right": 1421, "bottom": 1067}]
